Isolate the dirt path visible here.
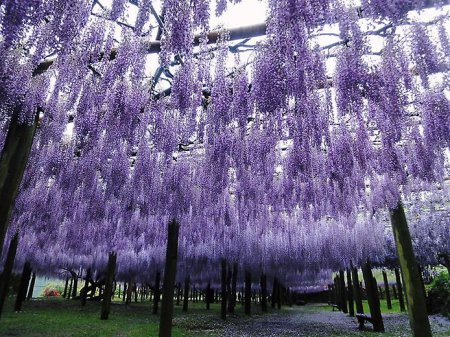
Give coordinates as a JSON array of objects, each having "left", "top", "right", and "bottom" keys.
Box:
[{"left": 191, "top": 305, "right": 450, "bottom": 337}]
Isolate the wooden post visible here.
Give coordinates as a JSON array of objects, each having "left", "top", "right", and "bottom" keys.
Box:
[
  {"left": 271, "top": 278, "right": 277, "bottom": 308},
  {"left": 390, "top": 202, "right": 431, "bottom": 337},
  {"left": 153, "top": 271, "right": 161, "bottom": 315},
  {"left": 63, "top": 276, "right": 69, "bottom": 298},
  {"left": 159, "top": 219, "right": 179, "bottom": 337},
  {"left": 122, "top": 282, "right": 127, "bottom": 302},
  {"left": 0, "top": 109, "right": 39, "bottom": 258},
  {"left": 346, "top": 269, "right": 354, "bottom": 317},
  {"left": 221, "top": 259, "right": 227, "bottom": 320},
  {"left": 67, "top": 277, "right": 73, "bottom": 300},
  {"left": 351, "top": 265, "right": 364, "bottom": 314},
  {"left": 26, "top": 272, "right": 36, "bottom": 300},
  {"left": 14, "top": 261, "right": 32, "bottom": 312},
  {"left": 244, "top": 269, "right": 251, "bottom": 316},
  {"left": 71, "top": 274, "right": 78, "bottom": 299},
  {"left": 176, "top": 282, "right": 181, "bottom": 306},
  {"left": 0, "top": 232, "right": 18, "bottom": 319},
  {"left": 362, "top": 260, "right": 384, "bottom": 332},
  {"left": 206, "top": 282, "right": 211, "bottom": 310},
  {"left": 382, "top": 270, "right": 392, "bottom": 310},
  {"left": 339, "top": 270, "right": 348, "bottom": 314},
  {"left": 182, "top": 276, "right": 189, "bottom": 312},
  {"left": 277, "top": 280, "right": 281, "bottom": 309},
  {"left": 394, "top": 268, "right": 406, "bottom": 312},
  {"left": 392, "top": 284, "right": 398, "bottom": 299},
  {"left": 81, "top": 268, "right": 91, "bottom": 306},
  {"left": 100, "top": 251, "right": 117, "bottom": 320},
  {"left": 229, "top": 262, "right": 237, "bottom": 313},
  {"left": 333, "top": 276, "right": 339, "bottom": 309},
  {"left": 260, "top": 273, "right": 267, "bottom": 313}
]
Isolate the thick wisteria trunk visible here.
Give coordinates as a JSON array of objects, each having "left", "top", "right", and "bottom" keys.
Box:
[
  {"left": 159, "top": 220, "right": 179, "bottom": 337},
  {"left": 390, "top": 202, "right": 431, "bottom": 337},
  {"left": 351, "top": 266, "right": 364, "bottom": 314},
  {"left": 100, "top": 252, "right": 117, "bottom": 320},
  {"left": 394, "top": 268, "right": 406, "bottom": 312},
  {"left": 346, "top": 269, "right": 354, "bottom": 317},
  {"left": 221, "top": 259, "right": 227, "bottom": 320},
  {"left": 229, "top": 263, "right": 237, "bottom": 313},
  {"left": 153, "top": 271, "right": 161, "bottom": 315},
  {"left": 0, "top": 232, "right": 18, "bottom": 319},
  {"left": 260, "top": 273, "right": 267, "bottom": 313},
  {"left": 361, "top": 260, "right": 384, "bottom": 332},
  {"left": 182, "top": 276, "right": 189, "bottom": 312},
  {"left": 81, "top": 268, "right": 91, "bottom": 306},
  {"left": 244, "top": 269, "right": 251, "bottom": 316},
  {"left": 339, "top": 270, "right": 348, "bottom": 314},
  {"left": 0, "top": 109, "right": 39, "bottom": 256},
  {"left": 14, "top": 261, "right": 32, "bottom": 312},
  {"left": 134, "top": 283, "right": 138, "bottom": 303},
  {"left": 382, "top": 270, "right": 392, "bottom": 310},
  {"left": 27, "top": 272, "right": 36, "bottom": 300}
]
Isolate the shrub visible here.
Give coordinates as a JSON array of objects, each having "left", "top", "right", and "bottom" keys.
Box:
[
  {"left": 426, "top": 271, "right": 449, "bottom": 318},
  {"left": 42, "top": 286, "right": 61, "bottom": 297}
]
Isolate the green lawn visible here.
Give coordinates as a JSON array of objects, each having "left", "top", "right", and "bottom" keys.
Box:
[{"left": 0, "top": 297, "right": 212, "bottom": 337}]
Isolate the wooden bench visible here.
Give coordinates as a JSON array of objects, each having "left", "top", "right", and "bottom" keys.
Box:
[
  {"left": 356, "top": 313, "right": 374, "bottom": 330},
  {"left": 330, "top": 304, "right": 339, "bottom": 311}
]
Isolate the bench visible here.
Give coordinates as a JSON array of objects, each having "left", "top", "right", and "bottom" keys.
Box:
[
  {"left": 330, "top": 304, "right": 339, "bottom": 311},
  {"left": 356, "top": 313, "right": 374, "bottom": 330}
]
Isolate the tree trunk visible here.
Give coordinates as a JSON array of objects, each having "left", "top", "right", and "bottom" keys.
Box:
[
  {"left": 382, "top": 270, "right": 392, "bottom": 310},
  {"left": 71, "top": 275, "right": 78, "bottom": 299},
  {"left": 339, "top": 270, "right": 348, "bottom": 314},
  {"left": 221, "top": 259, "right": 227, "bottom": 320},
  {"left": 361, "top": 260, "right": 384, "bottom": 332},
  {"left": 153, "top": 272, "right": 161, "bottom": 315},
  {"left": 100, "top": 252, "right": 117, "bottom": 320},
  {"left": 67, "top": 278, "right": 73, "bottom": 300},
  {"left": 206, "top": 282, "right": 211, "bottom": 310},
  {"left": 63, "top": 276, "right": 69, "bottom": 298},
  {"left": 182, "top": 277, "right": 189, "bottom": 312},
  {"left": 0, "top": 232, "right": 18, "bottom": 319},
  {"left": 260, "top": 273, "right": 267, "bottom": 313},
  {"left": 394, "top": 268, "right": 406, "bottom": 312},
  {"left": 159, "top": 219, "right": 179, "bottom": 337},
  {"left": 0, "top": 109, "right": 39, "bottom": 258},
  {"left": 351, "top": 265, "right": 364, "bottom": 314},
  {"left": 271, "top": 278, "right": 277, "bottom": 309},
  {"left": 176, "top": 282, "right": 181, "bottom": 306},
  {"left": 81, "top": 268, "right": 91, "bottom": 306},
  {"left": 346, "top": 269, "right": 354, "bottom": 317},
  {"left": 14, "top": 261, "right": 32, "bottom": 312},
  {"left": 244, "top": 269, "right": 251, "bottom": 316},
  {"left": 229, "top": 262, "right": 237, "bottom": 313},
  {"left": 26, "top": 273, "right": 36, "bottom": 300},
  {"left": 390, "top": 202, "right": 431, "bottom": 337}
]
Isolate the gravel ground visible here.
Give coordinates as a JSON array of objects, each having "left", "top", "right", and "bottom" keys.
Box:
[{"left": 181, "top": 304, "right": 450, "bottom": 337}]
